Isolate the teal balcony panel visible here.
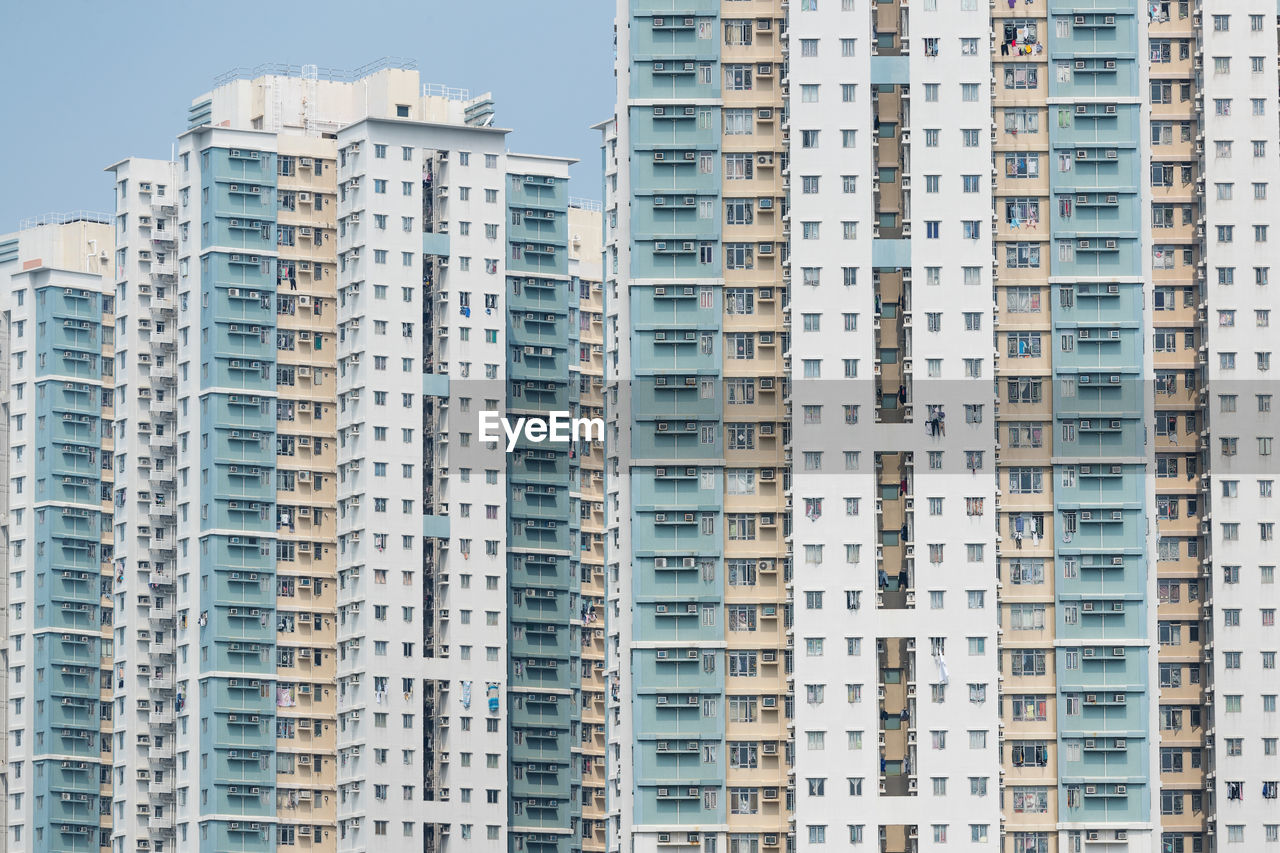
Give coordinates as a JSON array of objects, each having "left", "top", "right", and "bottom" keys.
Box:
[
  {"left": 209, "top": 783, "right": 275, "bottom": 818},
  {"left": 207, "top": 147, "right": 276, "bottom": 183},
  {"left": 204, "top": 822, "right": 277, "bottom": 853},
  {"left": 508, "top": 175, "right": 568, "bottom": 211},
  {"left": 634, "top": 787, "right": 723, "bottom": 826},
  {"left": 629, "top": 428, "right": 723, "bottom": 460},
  {"left": 208, "top": 287, "right": 277, "bottom": 321},
  {"left": 872, "top": 56, "right": 910, "bottom": 84},
  {"left": 422, "top": 231, "right": 450, "bottom": 256},
  {"left": 1050, "top": 106, "right": 1142, "bottom": 146},
  {"left": 630, "top": 117, "right": 720, "bottom": 152},
  {"left": 633, "top": 467, "right": 724, "bottom": 503},
  {"left": 509, "top": 524, "right": 571, "bottom": 554},
  {"left": 510, "top": 697, "right": 574, "bottom": 730},
  {"left": 629, "top": 65, "right": 722, "bottom": 101},
  {"left": 633, "top": 701, "right": 724, "bottom": 741},
  {"left": 509, "top": 630, "right": 575, "bottom": 661},
  {"left": 627, "top": 564, "right": 721, "bottom": 599},
  {"left": 209, "top": 219, "right": 276, "bottom": 253},
  {"left": 510, "top": 772, "right": 573, "bottom": 801},
  {"left": 631, "top": 0, "right": 720, "bottom": 14},
  {"left": 510, "top": 593, "right": 574, "bottom": 625},
  {"left": 206, "top": 681, "right": 276, "bottom": 716},
  {"left": 633, "top": 652, "right": 724, "bottom": 687},
  {"left": 1055, "top": 647, "right": 1150, "bottom": 685},
  {"left": 872, "top": 239, "right": 911, "bottom": 269},
  {"left": 631, "top": 160, "right": 722, "bottom": 197},
  {"left": 1056, "top": 784, "right": 1148, "bottom": 824},
  {"left": 36, "top": 285, "right": 101, "bottom": 320},
  {"left": 422, "top": 372, "right": 450, "bottom": 398},
  {"left": 423, "top": 513, "right": 451, "bottom": 539},
  {"left": 629, "top": 29, "right": 722, "bottom": 63},
  {"left": 510, "top": 736, "right": 571, "bottom": 765},
  {"left": 628, "top": 243, "right": 720, "bottom": 280},
  {"left": 210, "top": 185, "right": 276, "bottom": 219},
  {"left": 204, "top": 256, "right": 277, "bottom": 290},
  {"left": 635, "top": 748, "right": 724, "bottom": 787}
]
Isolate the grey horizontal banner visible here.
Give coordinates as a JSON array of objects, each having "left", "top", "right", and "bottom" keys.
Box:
[{"left": 422, "top": 378, "right": 1276, "bottom": 472}]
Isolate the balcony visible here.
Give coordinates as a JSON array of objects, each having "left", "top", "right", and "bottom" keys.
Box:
[{"left": 148, "top": 708, "right": 175, "bottom": 727}]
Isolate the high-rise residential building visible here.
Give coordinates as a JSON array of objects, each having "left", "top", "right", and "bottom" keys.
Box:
[
  {"left": 1147, "top": 6, "right": 1208, "bottom": 853},
  {"left": 5, "top": 6, "right": 1280, "bottom": 852},
  {"left": 996, "top": 4, "right": 1161, "bottom": 852},
  {"left": 1, "top": 61, "right": 600, "bottom": 853},
  {"left": 1, "top": 214, "right": 117, "bottom": 853},
  {"left": 569, "top": 202, "right": 609, "bottom": 853},
  {"left": 788, "top": 0, "right": 1004, "bottom": 849},
  {"left": 605, "top": 6, "right": 792, "bottom": 853},
  {"left": 603, "top": 3, "right": 1279, "bottom": 853},
  {"left": 1200, "top": 5, "right": 1280, "bottom": 850}
]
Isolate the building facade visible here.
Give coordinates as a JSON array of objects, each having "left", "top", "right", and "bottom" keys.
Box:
[
  {"left": 605, "top": 3, "right": 1278, "bottom": 853},
  {"left": 1200, "top": 4, "right": 1280, "bottom": 851},
  {"left": 4, "top": 6, "right": 1280, "bottom": 851},
  {"left": 1, "top": 215, "right": 117, "bottom": 853},
  {"left": 2, "top": 63, "right": 600, "bottom": 853},
  {"left": 606, "top": 6, "right": 793, "bottom": 853}
]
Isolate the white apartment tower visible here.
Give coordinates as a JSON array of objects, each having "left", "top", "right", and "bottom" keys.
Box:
[
  {"left": 90, "top": 62, "right": 592, "bottom": 853},
  {"left": 787, "top": 0, "right": 1002, "bottom": 849},
  {"left": 1201, "top": 4, "right": 1280, "bottom": 848}
]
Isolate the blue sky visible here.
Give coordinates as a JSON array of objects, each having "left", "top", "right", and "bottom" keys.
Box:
[{"left": 0, "top": 0, "right": 614, "bottom": 229}]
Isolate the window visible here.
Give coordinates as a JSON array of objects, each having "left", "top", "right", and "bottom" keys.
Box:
[
  {"left": 724, "top": 65, "right": 753, "bottom": 90},
  {"left": 1003, "top": 68, "right": 1037, "bottom": 89},
  {"left": 1004, "top": 152, "right": 1039, "bottom": 178},
  {"left": 1007, "top": 244, "right": 1041, "bottom": 268}
]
